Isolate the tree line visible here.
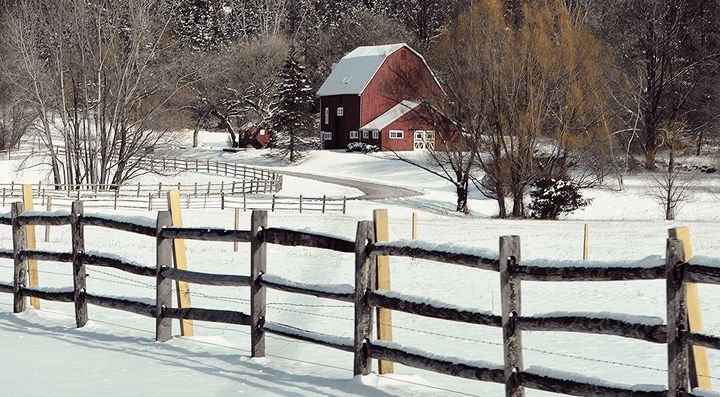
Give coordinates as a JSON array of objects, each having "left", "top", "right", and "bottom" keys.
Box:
[{"left": 0, "top": 0, "right": 718, "bottom": 219}]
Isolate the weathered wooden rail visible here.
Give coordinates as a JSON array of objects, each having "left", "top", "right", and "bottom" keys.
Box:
[{"left": 0, "top": 203, "right": 718, "bottom": 396}]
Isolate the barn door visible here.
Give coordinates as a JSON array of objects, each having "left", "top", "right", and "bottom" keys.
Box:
[
  {"left": 414, "top": 131, "right": 435, "bottom": 150},
  {"left": 414, "top": 131, "right": 425, "bottom": 150}
]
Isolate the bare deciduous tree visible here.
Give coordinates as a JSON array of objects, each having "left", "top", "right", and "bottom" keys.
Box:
[
  {"left": 651, "top": 121, "right": 696, "bottom": 220},
  {"left": 4, "top": 0, "right": 195, "bottom": 187}
]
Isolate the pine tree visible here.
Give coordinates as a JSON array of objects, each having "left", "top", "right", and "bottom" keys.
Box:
[{"left": 270, "top": 52, "right": 314, "bottom": 163}]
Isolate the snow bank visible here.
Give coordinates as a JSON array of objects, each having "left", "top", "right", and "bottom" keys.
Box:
[{"left": 524, "top": 366, "right": 665, "bottom": 392}]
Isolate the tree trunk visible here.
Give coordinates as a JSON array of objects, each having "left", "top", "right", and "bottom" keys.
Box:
[
  {"left": 455, "top": 183, "right": 469, "bottom": 214},
  {"left": 696, "top": 130, "right": 703, "bottom": 156},
  {"left": 512, "top": 189, "right": 525, "bottom": 218},
  {"left": 644, "top": 148, "right": 657, "bottom": 172},
  {"left": 495, "top": 182, "right": 507, "bottom": 218},
  {"left": 193, "top": 121, "right": 200, "bottom": 148}
]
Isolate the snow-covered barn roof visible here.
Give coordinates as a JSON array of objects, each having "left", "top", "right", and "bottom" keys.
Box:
[
  {"left": 359, "top": 100, "right": 420, "bottom": 131},
  {"left": 316, "top": 43, "right": 409, "bottom": 97}
]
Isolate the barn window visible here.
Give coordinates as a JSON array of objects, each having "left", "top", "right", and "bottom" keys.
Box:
[
  {"left": 349, "top": 131, "right": 359, "bottom": 139},
  {"left": 425, "top": 131, "right": 435, "bottom": 140},
  {"left": 389, "top": 130, "right": 404, "bottom": 139},
  {"left": 324, "top": 107, "right": 329, "bottom": 124},
  {"left": 337, "top": 107, "right": 344, "bottom": 116},
  {"left": 259, "top": 129, "right": 266, "bottom": 135},
  {"left": 372, "top": 130, "right": 379, "bottom": 139},
  {"left": 362, "top": 130, "right": 369, "bottom": 139},
  {"left": 322, "top": 131, "right": 332, "bottom": 140}
]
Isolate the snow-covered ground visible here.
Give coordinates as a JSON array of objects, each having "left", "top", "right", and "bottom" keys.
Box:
[{"left": 2, "top": 131, "right": 720, "bottom": 396}]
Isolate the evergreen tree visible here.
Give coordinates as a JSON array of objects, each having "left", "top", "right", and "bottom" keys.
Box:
[
  {"left": 166, "top": 0, "right": 227, "bottom": 49},
  {"left": 270, "top": 52, "right": 314, "bottom": 163}
]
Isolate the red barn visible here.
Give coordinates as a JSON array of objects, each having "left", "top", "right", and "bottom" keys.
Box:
[{"left": 317, "top": 43, "right": 442, "bottom": 151}]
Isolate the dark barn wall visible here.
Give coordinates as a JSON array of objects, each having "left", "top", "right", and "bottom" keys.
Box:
[{"left": 320, "top": 95, "right": 361, "bottom": 149}]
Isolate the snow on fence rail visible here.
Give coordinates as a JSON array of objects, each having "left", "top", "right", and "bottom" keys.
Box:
[{"left": 0, "top": 202, "right": 719, "bottom": 396}]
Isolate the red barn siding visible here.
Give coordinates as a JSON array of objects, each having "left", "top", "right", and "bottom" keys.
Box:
[
  {"left": 361, "top": 47, "right": 440, "bottom": 127},
  {"left": 378, "top": 107, "right": 438, "bottom": 152}
]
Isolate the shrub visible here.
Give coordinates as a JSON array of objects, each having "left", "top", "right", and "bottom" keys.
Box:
[
  {"left": 528, "top": 177, "right": 591, "bottom": 220},
  {"left": 347, "top": 142, "right": 379, "bottom": 153}
]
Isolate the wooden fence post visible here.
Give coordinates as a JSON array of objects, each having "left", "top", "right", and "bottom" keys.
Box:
[
  {"left": 500, "top": 235, "right": 523, "bottom": 397},
  {"left": 71, "top": 201, "right": 88, "bottom": 327},
  {"left": 299, "top": 195, "right": 303, "bottom": 213},
  {"left": 666, "top": 237, "right": 689, "bottom": 395},
  {"left": 167, "top": 190, "right": 194, "bottom": 336},
  {"left": 11, "top": 202, "right": 27, "bottom": 313},
  {"left": 155, "top": 211, "right": 173, "bottom": 342},
  {"left": 251, "top": 210, "right": 268, "bottom": 358},
  {"left": 44, "top": 197, "right": 52, "bottom": 242},
  {"left": 583, "top": 224, "right": 589, "bottom": 261},
  {"left": 233, "top": 208, "right": 240, "bottom": 252},
  {"left": 22, "top": 184, "right": 39, "bottom": 309},
  {"left": 373, "top": 209, "right": 393, "bottom": 374},
  {"left": 669, "top": 227, "right": 711, "bottom": 390},
  {"left": 354, "top": 220, "right": 375, "bottom": 376}
]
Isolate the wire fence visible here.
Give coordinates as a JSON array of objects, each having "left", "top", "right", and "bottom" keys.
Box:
[{"left": 0, "top": 259, "right": 699, "bottom": 383}]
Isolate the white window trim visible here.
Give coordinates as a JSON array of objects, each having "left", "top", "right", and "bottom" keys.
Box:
[
  {"left": 324, "top": 107, "right": 329, "bottom": 124},
  {"left": 322, "top": 131, "right": 332, "bottom": 141},
  {"left": 425, "top": 130, "right": 435, "bottom": 140},
  {"left": 349, "top": 131, "right": 359, "bottom": 139},
  {"left": 337, "top": 107, "right": 344, "bottom": 116},
  {"left": 362, "top": 130, "right": 369, "bottom": 139},
  {"left": 372, "top": 130, "right": 379, "bottom": 139},
  {"left": 389, "top": 130, "right": 404, "bottom": 139}
]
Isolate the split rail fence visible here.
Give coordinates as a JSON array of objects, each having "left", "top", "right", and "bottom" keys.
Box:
[
  {"left": 0, "top": 183, "right": 345, "bottom": 213},
  {"left": 3, "top": 144, "right": 284, "bottom": 195},
  {"left": 0, "top": 203, "right": 718, "bottom": 396}
]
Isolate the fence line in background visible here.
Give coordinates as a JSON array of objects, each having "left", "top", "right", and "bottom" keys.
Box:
[
  {"left": 0, "top": 204, "right": 718, "bottom": 396},
  {"left": 2, "top": 144, "right": 283, "bottom": 196},
  {"left": 1, "top": 192, "right": 346, "bottom": 214},
  {"left": 1, "top": 146, "right": 351, "bottom": 214}
]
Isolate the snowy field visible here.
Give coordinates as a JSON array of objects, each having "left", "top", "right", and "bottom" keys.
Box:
[{"left": 2, "top": 131, "right": 720, "bottom": 396}]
